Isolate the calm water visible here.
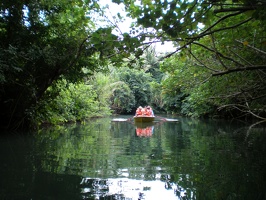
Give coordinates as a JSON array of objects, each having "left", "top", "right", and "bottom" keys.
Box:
[{"left": 0, "top": 116, "right": 266, "bottom": 200}]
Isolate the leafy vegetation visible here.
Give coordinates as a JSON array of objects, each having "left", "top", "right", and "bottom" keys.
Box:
[
  {"left": 0, "top": 0, "right": 142, "bottom": 130},
  {"left": 35, "top": 79, "right": 108, "bottom": 125},
  {"left": 118, "top": 0, "right": 266, "bottom": 120},
  {"left": 1, "top": 0, "right": 266, "bottom": 130}
]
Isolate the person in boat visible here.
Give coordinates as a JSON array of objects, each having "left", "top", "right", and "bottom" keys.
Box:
[
  {"left": 135, "top": 106, "right": 143, "bottom": 116},
  {"left": 146, "top": 106, "right": 154, "bottom": 117},
  {"left": 135, "top": 106, "right": 154, "bottom": 117},
  {"left": 141, "top": 107, "right": 146, "bottom": 115},
  {"left": 142, "top": 107, "right": 149, "bottom": 116}
]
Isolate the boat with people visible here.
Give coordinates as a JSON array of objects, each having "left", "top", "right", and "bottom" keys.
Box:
[
  {"left": 133, "top": 106, "right": 155, "bottom": 123},
  {"left": 112, "top": 105, "right": 178, "bottom": 123},
  {"left": 134, "top": 116, "right": 155, "bottom": 123}
]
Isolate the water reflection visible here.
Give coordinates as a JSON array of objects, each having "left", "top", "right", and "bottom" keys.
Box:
[
  {"left": 135, "top": 122, "right": 155, "bottom": 137},
  {"left": 0, "top": 117, "right": 266, "bottom": 200},
  {"left": 80, "top": 177, "right": 187, "bottom": 199}
]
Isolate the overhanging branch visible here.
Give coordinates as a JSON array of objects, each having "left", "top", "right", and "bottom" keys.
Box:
[
  {"left": 214, "top": 6, "right": 256, "bottom": 14},
  {"left": 193, "top": 41, "right": 244, "bottom": 67},
  {"left": 161, "top": 14, "right": 252, "bottom": 60},
  {"left": 235, "top": 39, "right": 266, "bottom": 56},
  {"left": 212, "top": 65, "right": 266, "bottom": 76}
]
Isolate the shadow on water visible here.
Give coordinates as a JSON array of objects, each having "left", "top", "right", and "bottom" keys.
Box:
[{"left": 0, "top": 116, "right": 266, "bottom": 199}]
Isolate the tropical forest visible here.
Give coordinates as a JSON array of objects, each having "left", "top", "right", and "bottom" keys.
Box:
[{"left": 1, "top": 0, "right": 266, "bottom": 131}]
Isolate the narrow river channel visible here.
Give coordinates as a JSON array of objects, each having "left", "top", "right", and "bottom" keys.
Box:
[{"left": 0, "top": 116, "right": 266, "bottom": 200}]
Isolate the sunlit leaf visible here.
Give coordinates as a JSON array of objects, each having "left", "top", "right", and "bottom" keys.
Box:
[{"left": 242, "top": 41, "right": 249, "bottom": 46}]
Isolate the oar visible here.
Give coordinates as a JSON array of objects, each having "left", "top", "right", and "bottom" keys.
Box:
[
  {"left": 112, "top": 117, "right": 133, "bottom": 122},
  {"left": 155, "top": 115, "right": 179, "bottom": 122}
]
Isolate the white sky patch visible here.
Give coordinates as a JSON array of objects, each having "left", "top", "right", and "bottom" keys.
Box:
[
  {"left": 98, "top": 0, "right": 176, "bottom": 53},
  {"left": 98, "top": 0, "right": 133, "bottom": 34}
]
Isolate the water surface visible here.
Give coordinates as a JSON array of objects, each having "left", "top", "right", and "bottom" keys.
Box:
[{"left": 0, "top": 116, "right": 266, "bottom": 200}]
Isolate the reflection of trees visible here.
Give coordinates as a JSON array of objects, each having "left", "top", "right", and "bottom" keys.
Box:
[
  {"left": 34, "top": 117, "right": 266, "bottom": 199},
  {"left": 36, "top": 119, "right": 115, "bottom": 176},
  {"left": 0, "top": 135, "right": 36, "bottom": 199},
  {"left": 161, "top": 118, "right": 266, "bottom": 199}
]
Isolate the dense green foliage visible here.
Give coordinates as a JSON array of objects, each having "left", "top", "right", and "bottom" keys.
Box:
[
  {"left": 158, "top": 16, "right": 266, "bottom": 118},
  {"left": 116, "top": 0, "right": 266, "bottom": 119},
  {"left": 35, "top": 79, "right": 110, "bottom": 125},
  {"left": 1, "top": 0, "right": 266, "bottom": 130},
  {"left": 36, "top": 64, "right": 156, "bottom": 123},
  {"left": 0, "top": 0, "right": 142, "bottom": 130},
  {"left": 118, "top": 68, "right": 153, "bottom": 109}
]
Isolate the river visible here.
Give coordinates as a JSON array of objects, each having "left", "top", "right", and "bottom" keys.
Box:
[{"left": 0, "top": 116, "right": 266, "bottom": 200}]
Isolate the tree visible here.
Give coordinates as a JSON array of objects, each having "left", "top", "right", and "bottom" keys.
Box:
[
  {"left": 36, "top": 79, "right": 102, "bottom": 125},
  {"left": 117, "top": 67, "right": 153, "bottom": 111},
  {"left": 115, "top": 0, "right": 266, "bottom": 120},
  {"left": 141, "top": 46, "right": 164, "bottom": 82},
  {"left": 0, "top": 0, "right": 142, "bottom": 130},
  {"left": 109, "top": 81, "right": 136, "bottom": 114}
]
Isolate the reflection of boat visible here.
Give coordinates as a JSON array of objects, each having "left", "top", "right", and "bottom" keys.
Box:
[
  {"left": 134, "top": 116, "right": 155, "bottom": 123},
  {"left": 136, "top": 126, "right": 154, "bottom": 137},
  {"left": 135, "top": 123, "right": 154, "bottom": 137}
]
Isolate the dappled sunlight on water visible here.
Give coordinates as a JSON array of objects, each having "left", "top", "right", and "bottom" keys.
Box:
[{"left": 80, "top": 177, "right": 188, "bottom": 200}]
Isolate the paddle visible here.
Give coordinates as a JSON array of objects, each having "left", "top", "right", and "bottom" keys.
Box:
[
  {"left": 112, "top": 116, "right": 178, "bottom": 122},
  {"left": 112, "top": 117, "right": 132, "bottom": 122},
  {"left": 155, "top": 115, "right": 179, "bottom": 122}
]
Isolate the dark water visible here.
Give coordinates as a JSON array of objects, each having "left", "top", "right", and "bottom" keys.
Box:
[{"left": 0, "top": 116, "right": 266, "bottom": 200}]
